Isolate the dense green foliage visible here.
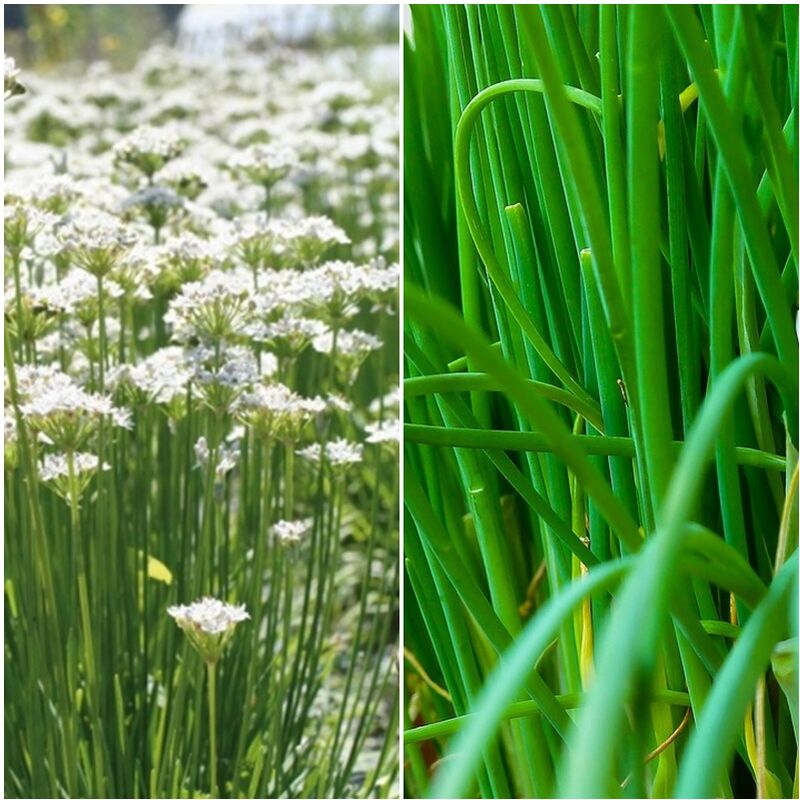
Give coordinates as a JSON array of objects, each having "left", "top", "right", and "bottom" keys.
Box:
[{"left": 403, "top": 5, "right": 798, "bottom": 798}]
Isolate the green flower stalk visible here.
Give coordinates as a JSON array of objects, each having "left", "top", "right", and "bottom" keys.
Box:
[{"left": 168, "top": 597, "right": 250, "bottom": 797}]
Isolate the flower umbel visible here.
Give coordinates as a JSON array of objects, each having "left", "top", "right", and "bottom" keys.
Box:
[
  {"left": 38, "top": 451, "right": 109, "bottom": 503},
  {"left": 4, "top": 55, "right": 25, "bottom": 100},
  {"left": 167, "top": 596, "right": 249, "bottom": 664},
  {"left": 272, "top": 518, "right": 313, "bottom": 549}
]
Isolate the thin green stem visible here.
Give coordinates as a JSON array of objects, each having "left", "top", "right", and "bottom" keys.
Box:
[
  {"left": 403, "top": 423, "right": 786, "bottom": 471},
  {"left": 207, "top": 660, "right": 218, "bottom": 798}
]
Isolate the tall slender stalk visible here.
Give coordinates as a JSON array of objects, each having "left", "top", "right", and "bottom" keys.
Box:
[{"left": 207, "top": 661, "right": 218, "bottom": 798}]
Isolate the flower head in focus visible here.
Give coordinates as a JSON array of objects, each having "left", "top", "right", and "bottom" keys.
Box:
[
  {"left": 38, "top": 451, "right": 109, "bottom": 503},
  {"left": 57, "top": 209, "right": 137, "bottom": 278},
  {"left": 165, "top": 270, "right": 255, "bottom": 345},
  {"left": 167, "top": 596, "right": 249, "bottom": 663},
  {"left": 18, "top": 367, "right": 132, "bottom": 451}
]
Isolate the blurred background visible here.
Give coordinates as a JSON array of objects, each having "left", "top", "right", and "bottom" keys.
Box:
[{"left": 4, "top": 4, "right": 399, "bottom": 68}]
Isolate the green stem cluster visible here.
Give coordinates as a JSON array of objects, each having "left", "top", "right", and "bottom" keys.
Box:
[{"left": 404, "top": 5, "right": 798, "bottom": 798}]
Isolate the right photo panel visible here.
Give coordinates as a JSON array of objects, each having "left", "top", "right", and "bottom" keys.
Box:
[{"left": 403, "top": 5, "right": 799, "bottom": 799}]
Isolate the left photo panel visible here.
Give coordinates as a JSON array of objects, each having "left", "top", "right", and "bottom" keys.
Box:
[{"left": 4, "top": 5, "right": 400, "bottom": 798}]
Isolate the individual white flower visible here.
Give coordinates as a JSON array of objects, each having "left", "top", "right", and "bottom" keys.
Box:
[
  {"left": 216, "top": 445, "right": 239, "bottom": 478},
  {"left": 194, "top": 435, "right": 210, "bottom": 469},
  {"left": 167, "top": 596, "right": 249, "bottom": 663}
]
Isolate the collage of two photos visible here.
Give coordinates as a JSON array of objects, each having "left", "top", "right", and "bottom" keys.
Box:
[{"left": 5, "top": 4, "right": 800, "bottom": 800}]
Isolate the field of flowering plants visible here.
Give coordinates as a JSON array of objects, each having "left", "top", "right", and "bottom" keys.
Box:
[{"left": 4, "top": 25, "right": 399, "bottom": 800}]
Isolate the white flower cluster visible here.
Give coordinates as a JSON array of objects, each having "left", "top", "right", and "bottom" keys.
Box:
[
  {"left": 155, "top": 157, "right": 212, "bottom": 199},
  {"left": 194, "top": 435, "right": 240, "bottom": 482},
  {"left": 230, "top": 142, "right": 299, "bottom": 188},
  {"left": 168, "top": 596, "right": 249, "bottom": 663},
  {"left": 39, "top": 451, "right": 106, "bottom": 482},
  {"left": 113, "top": 124, "right": 186, "bottom": 177},
  {"left": 252, "top": 314, "right": 328, "bottom": 357},
  {"left": 365, "top": 419, "right": 401, "bottom": 446},
  {"left": 108, "top": 346, "right": 193, "bottom": 406},
  {"left": 297, "top": 437, "right": 364, "bottom": 469},
  {"left": 16, "top": 366, "right": 132, "bottom": 451},
  {"left": 19, "top": 174, "right": 80, "bottom": 212},
  {"left": 4, "top": 54, "right": 24, "bottom": 100},
  {"left": 38, "top": 451, "right": 110, "bottom": 503},
  {"left": 236, "top": 382, "right": 325, "bottom": 443},
  {"left": 272, "top": 518, "right": 313, "bottom": 547},
  {"left": 20, "top": 380, "right": 130, "bottom": 427},
  {"left": 168, "top": 596, "right": 250, "bottom": 635},
  {"left": 312, "top": 328, "right": 382, "bottom": 358},
  {"left": 57, "top": 209, "right": 138, "bottom": 277},
  {"left": 369, "top": 386, "right": 400, "bottom": 415},
  {"left": 4, "top": 30, "right": 398, "bottom": 797},
  {"left": 165, "top": 270, "right": 256, "bottom": 344}
]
